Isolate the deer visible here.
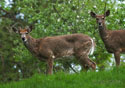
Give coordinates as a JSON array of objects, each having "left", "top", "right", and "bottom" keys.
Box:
[
  {"left": 12, "top": 26, "right": 96, "bottom": 74},
  {"left": 90, "top": 10, "right": 125, "bottom": 66}
]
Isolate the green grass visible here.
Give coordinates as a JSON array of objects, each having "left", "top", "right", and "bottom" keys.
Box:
[{"left": 0, "top": 66, "right": 125, "bottom": 88}]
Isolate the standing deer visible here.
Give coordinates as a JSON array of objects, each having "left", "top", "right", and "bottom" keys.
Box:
[
  {"left": 90, "top": 10, "right": 125, "bottom": 66},
  {"left": 13, "top": 26, "right": 96, "bottom": 74}
]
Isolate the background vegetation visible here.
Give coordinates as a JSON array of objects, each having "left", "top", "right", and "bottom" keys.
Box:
[{"left": 0, "top": 0, "right": 125, "bottom": 83}]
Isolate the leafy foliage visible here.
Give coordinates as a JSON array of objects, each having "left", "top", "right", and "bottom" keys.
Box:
[{"left": 0, "top": 0, "right": 124, "bottom": 82}]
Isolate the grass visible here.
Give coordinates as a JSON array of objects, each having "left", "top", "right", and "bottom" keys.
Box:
[{"left": 0, "top": 66, "right": 125, "bottom": 88}]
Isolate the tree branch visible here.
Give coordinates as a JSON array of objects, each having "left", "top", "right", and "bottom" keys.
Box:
[{"left": 66, "top": 62, "right": 78, "bottom": 73}]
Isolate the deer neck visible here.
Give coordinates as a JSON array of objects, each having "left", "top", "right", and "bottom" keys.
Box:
[
  {"left": 98, "top": 23, "right": 108, "bottom": 41},
  {"left": 23, "top": 35, "right": 39, "bottom": 54}
]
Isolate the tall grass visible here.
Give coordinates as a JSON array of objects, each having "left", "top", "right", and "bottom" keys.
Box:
[{"left": 0, "top": 66, "right": 125, "bottom": 88}]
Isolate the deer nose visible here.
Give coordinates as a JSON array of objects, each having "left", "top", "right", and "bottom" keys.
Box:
[
  {"left": 22, "top": 37, "right": 25, "bottom": 41},
  {"left": 99, "top": 23, "right": 102, "bottom": 26}
]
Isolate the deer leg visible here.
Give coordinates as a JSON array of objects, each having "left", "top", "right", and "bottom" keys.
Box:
[
  {"left": 47, "top": 58, "right": 53, "bottom": 75},
  {"left": 87, "top": 59, "right": 96, "bottom": 70},
  {"left": 84, "top": 57, "right": 96, "bottom": 70},
  {"left": 114, "top": 51, "right": 120, "bottom": 66},
  {"left": 83, "top": 64, "right": 89, "bottom": 71},
  {"left": 75, "top": 42, "right": 96, "bottom": 70},
  {"left": 79, "top": 55, "right": 96, "bottom": 71},
  {"left": 75, "top": 55, "right": 87, "bottom": 71},
  {"left": 79, "top": 59, "right": 89, "bottom": 71},
  {"left": 75, "top": 54, "right": 89, "bottom": 71}
]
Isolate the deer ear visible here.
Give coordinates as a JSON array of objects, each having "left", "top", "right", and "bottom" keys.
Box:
[
  {"left": 29, "top": 25, "right": 33, "bottom": 30},
  {"left": 12, "top": 27, "right": 19, "bottom": 33},
  {"left": 90, "top": 12, "right": 96, "bottom": 18},
  {"left": 26, "top": 26, "right": 32, "bottom": 33},
  {"left": 105, "top": 10, "right": 110, "bottom": 17}
]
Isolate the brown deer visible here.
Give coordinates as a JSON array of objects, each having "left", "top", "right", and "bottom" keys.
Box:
[
  {"left": 13, "top": 26, "right": 96, "bottom": 74},
  {"left": 90, "top": 10, "right": 125, "bottom": 66}
]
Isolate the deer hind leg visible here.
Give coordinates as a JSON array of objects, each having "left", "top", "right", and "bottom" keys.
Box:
[
  {"left": 78, "top": 57, "right": 89, "bottom": 71},
  {"left": 81, "top": 56, "right": 96, "bottom": 70},
  {"left": 46, "top": 58, "right": 53, "bottom": 75},
  {"left": 114, "top": 50, "right": 121, "bottom": 66},
  {"left": 76, "top": 53, "right": 96, "bottom": 71},
  {"left": 87, "top": 59, "right": 96, "bottom": 70},
  {"left": 75, "top": 41, "right": 96, "bottom": 70}
]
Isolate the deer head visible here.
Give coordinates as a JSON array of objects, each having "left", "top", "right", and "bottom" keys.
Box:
[
  {"left": 90, "top": 10, "right": 110, "bottom": 27},
  {"left": 13, "top": 26, "right": 32, "bottom": 42}
]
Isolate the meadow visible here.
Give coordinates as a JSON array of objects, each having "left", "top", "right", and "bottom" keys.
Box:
[{"left": 0, "top": 66, "right": 124, "bottom": 88}]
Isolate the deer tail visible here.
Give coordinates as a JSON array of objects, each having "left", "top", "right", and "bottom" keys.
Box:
[{"left": 89, "top": 38, "right": 95, "bottom": 55}]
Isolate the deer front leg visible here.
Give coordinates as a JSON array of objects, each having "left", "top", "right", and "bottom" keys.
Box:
[
  {"left": 114, "top": 51, "right": 120, "bottom": 66},
  {"left": 47, "top": 58, "right": 53, "bottom": 75}
]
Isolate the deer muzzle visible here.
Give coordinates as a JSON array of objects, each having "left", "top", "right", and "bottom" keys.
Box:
[{"left": 21, "top": 34, "right": 27, "bottom": 42}]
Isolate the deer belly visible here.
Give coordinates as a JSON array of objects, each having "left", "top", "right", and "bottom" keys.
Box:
[
  {"left": 121, "top": 48, "right": 125, "bottom": 53},
  {"left": 56, "top": 48, "right": 74, "bottom": 57},
  {"left": 105, "top": 47, "right": 113, "bottom": 53}
]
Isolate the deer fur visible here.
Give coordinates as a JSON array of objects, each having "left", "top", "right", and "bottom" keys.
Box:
[
  {"left": 13, "top": 27, "right": 96, "bottom": 74},
  {"left": 90, "top": 10, "right": 125, "bottom": 66}
]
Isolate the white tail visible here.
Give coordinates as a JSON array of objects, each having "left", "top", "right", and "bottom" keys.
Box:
[{"left": 89, "top": 38, "right": 95, "bottom": 55}]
